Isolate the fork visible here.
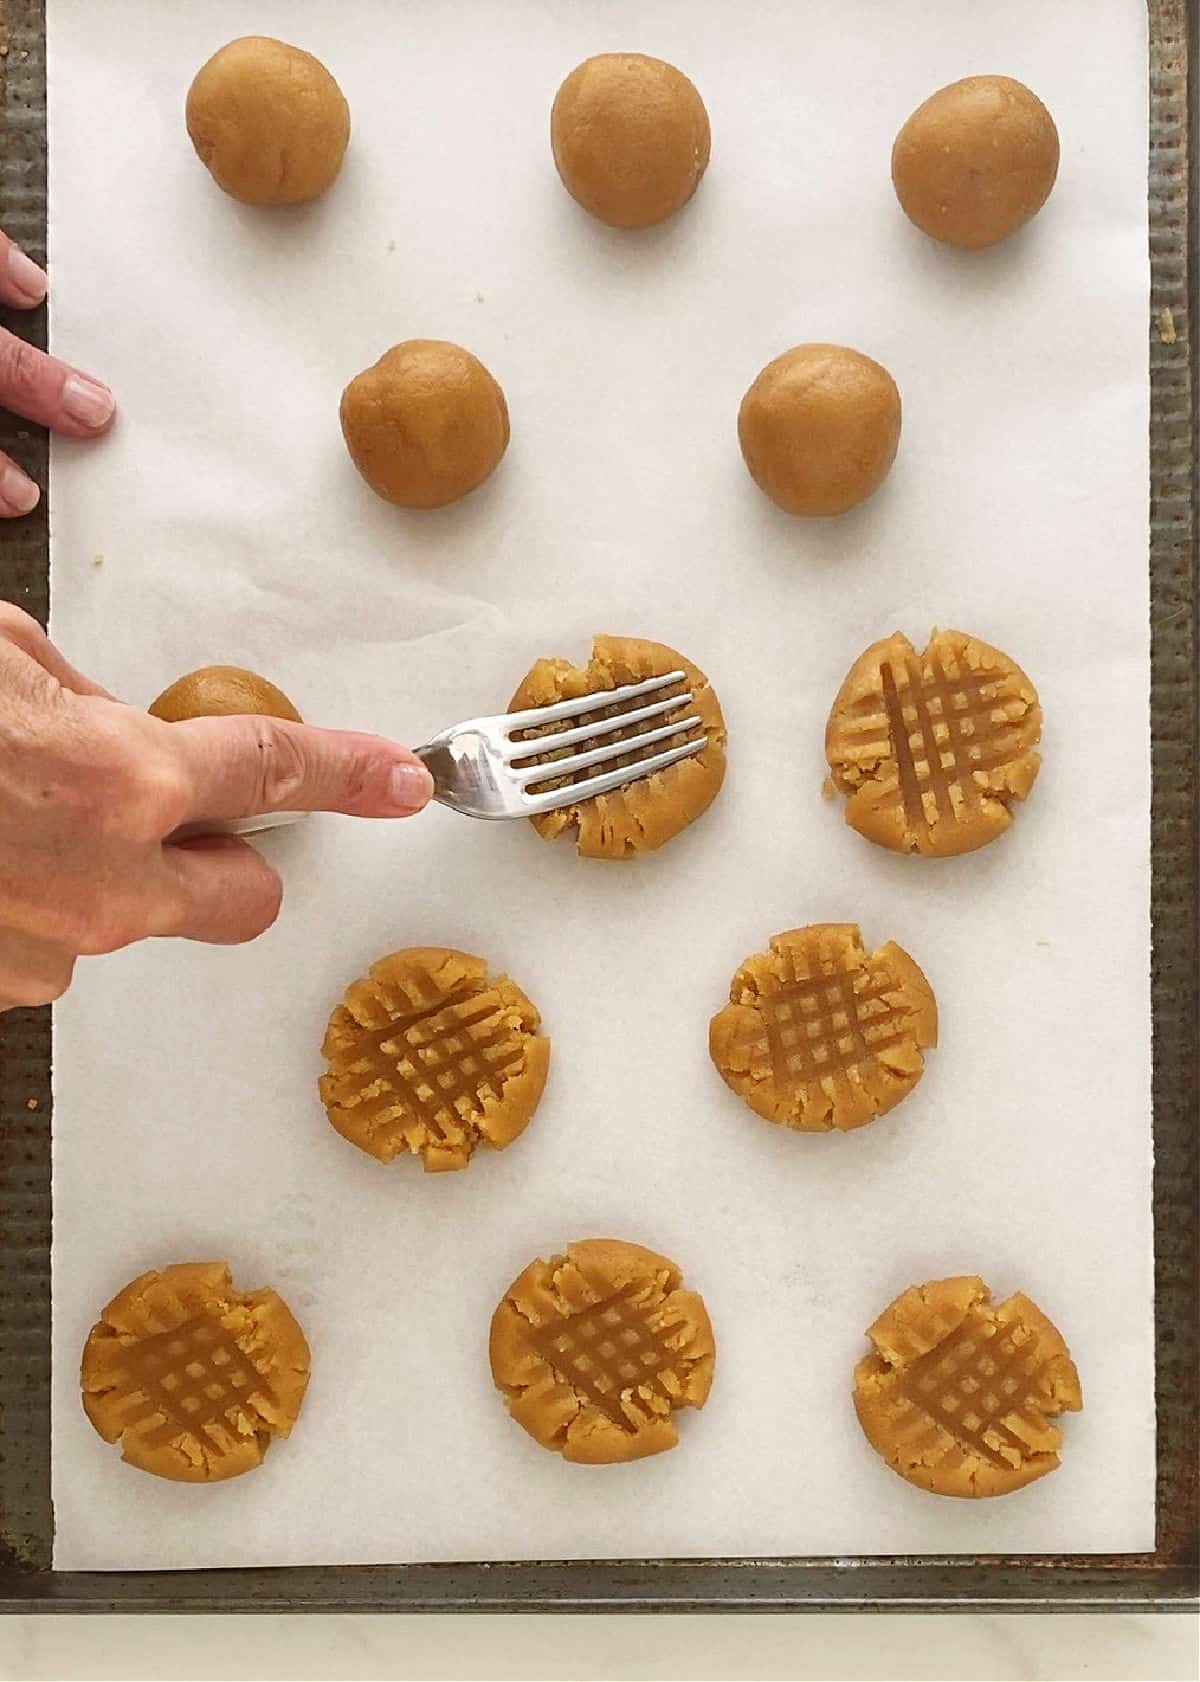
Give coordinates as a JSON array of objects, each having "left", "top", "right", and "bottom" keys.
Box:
[
  {"left": 414, "top": 669, "right": 707, "bottom": 820},
  {"left": 197, "top": 670, "right": 707, "bottom": 835}
]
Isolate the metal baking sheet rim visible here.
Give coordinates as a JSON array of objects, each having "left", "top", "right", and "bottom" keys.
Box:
[{"left": 0, "top": 0, "right": 1195, "bottom": 1612}]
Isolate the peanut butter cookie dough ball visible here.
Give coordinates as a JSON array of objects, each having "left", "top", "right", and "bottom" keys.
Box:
[
  {"left": 148, "top": 666, "right": 302, "bottom": 724},
  {"left": 892, "top": 76, "right": 1059, "bottom": 249},
  {"left": 490, "top": 1238, "right": 715, "bottom": 1463},
  {"left": 186, "top": 37, "right": 350, "bottom": 207},
  {"left": 854, "top": 1275, "right": 1082, "bottom": 1498},
  {"left": 340, "top": 341, "right": 510, "bottom": 509},
  {"left": 551, "top": 53, "right": 710, "bottom": 229},
  {"left": 81, "top": 1261, "right": 310, "bottom": 1483},
  {"left": 738, "top": 345, "right": 901, "bottom": 516}
]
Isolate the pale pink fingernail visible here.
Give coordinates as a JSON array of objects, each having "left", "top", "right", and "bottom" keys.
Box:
[
  {"left": 0, "top": 463, "right": 40, "bottom": 515},
  {"left": 7, "top": 243, "right": 47, "bottom": 304},
  {"left": 61, "top": 374, "right": 115, "bottom": 430},
  {"left": 387, "top": 761, "right": 434, "bottom": 813}
]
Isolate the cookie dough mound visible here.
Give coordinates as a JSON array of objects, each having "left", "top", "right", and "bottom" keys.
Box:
[
  {"left": 340, "top": 340, "right": 510, "bottom": 509},
  {"left": 892, "top": 76, "right": 1059, "bottom": 249},
  {"left": 709, "top": 924, "right": 937, "bottom": 1133},
  {"left": 738, "top": 345, "right": 901, "bottom": 516},
  {"left": 825, "top": 627, "right": 1042, "bottom": 857},
  {"left": 81, "top": 1261, "right": 310, "bottom": 1483},
  {"left": 854, "top": 1276, "right": 1082, "bottom": 1498},
  {"left": 319, "top": 947, "right": 549, "bottom": 1172},
  {"left": 551, "top": 53, "right": 710, "bottom": 229},
  {"left": 490, "top": 1238, "right": 715, "bottom": 1463},
  {"left": 507, "top": 634, "right": 726, "bottom": 859},
  {"left": 186, "top": 36, "right": 350, "bottom": 207},
  {"left": 148, "top": 665, "right": 301, "bottom": 723}
]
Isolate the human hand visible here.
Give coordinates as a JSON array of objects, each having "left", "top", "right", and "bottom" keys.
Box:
[
  {"left": 0, "top": 604, "right": 434, "bottom": 1009},
  {"left": 0, "top": 230, "right": 116, "bottom": 517}
]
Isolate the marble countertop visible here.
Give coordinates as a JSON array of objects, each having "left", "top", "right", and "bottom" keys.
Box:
[{"left": 0, "top": 1611, "right": 1197, "bottom": 1680}]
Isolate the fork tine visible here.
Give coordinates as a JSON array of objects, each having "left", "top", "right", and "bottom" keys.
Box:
[
  {"left": 505, "top": 691, "right": 692, "bottom": 759},
  {"left": 518, "top": 717, "right": 703, "bottom": 788},
  {"left": 524, "top": 736, "right": 707, "bottom": 814},
  {"left": 501, "top": 670, "right": 687, "bottom": 734}
]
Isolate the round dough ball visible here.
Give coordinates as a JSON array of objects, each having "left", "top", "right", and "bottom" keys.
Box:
[
  {"left": 340, "top": 340, "right": 510, "bottom": 509},
  {"left": 891, "top": 75, "right": 1059, "bottom": 249},
  {"left": 148, "top": 665, "right": 302, "bottom": 724},
  {"left": 738, "top": 344, "right": 901, "bottom": 516},
  {"left": 186, "top": 36, "right": 350, "bottom": 206},
  {"left": 550, "top": 53, "right": 710, "bottom": 229}
]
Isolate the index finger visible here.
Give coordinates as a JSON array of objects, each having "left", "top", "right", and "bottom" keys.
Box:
[{"left": 166, "top": 713, "right": 434, "bottom": 822}]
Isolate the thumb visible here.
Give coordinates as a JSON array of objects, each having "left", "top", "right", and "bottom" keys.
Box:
[{"left": 167, "top": 714, "right": 435, "bottom": 822}]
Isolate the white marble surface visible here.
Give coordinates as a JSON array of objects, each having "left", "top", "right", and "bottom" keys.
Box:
[{"left": 0, "top": 1613, "right": 1196, "bottom": 1680}]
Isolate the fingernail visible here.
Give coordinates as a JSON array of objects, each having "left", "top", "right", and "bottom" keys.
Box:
[
  {"left": 61, "top": 374, "right": 115, "bottom": 431},
  {"left": 387, "top": 761, "right": 434, "bottom": 813},
  {"left": 7, "top": 243, "right": 47, "bottom": 304},
  {"left": 0, "top": 462, "right": 40, "bottom": 516}
]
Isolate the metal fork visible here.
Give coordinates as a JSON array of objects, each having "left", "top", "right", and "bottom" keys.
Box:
[
  {"left": 414, "top": 669, "right": 707, "bottom": 820},
  {"left": 192, "top": 670, "right": 706, "bottom": 835}
]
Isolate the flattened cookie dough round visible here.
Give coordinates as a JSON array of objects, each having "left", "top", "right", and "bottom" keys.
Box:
[
  {"left": 507, "top": 634, "right": 727, "bottom": 859},
  {"left": 148, "top": 665, "right": 302, "bottom": 723},
  {"left": 738, "top": 345, "right": 901, "bottom": 516},
  {"left": 854, "top": 1275, "right": 1082, "bottom": 1497},
  {"left": 892, "top": 76, "right": 1059, "bottom": 250},
  {"left": 340, "top": 340, "right": 510, "bottom": 509},
  {"left": 186, "top": 37, "right": 350, "bottom": 207},
  {"left": 81, "top": 1260, "right": 310, "bottom": 1482},
  {"left": 319, "top": 947, "right": 550, "bottom": 1172},
  {"left": 490, "top": 1238, "right": 715, "bottom": 1463},
  {"left": 551, "top": 53, "right": 710, "bottom": 229},
  {"left": 825, "top": 627, "right": 1042, "bottom": 857},
  {"left": 709, "top": 924, "right": 937, "bottom": 1133}
]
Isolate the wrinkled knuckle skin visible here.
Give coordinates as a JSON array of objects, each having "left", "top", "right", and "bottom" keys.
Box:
[
  {"left": 0, "top": 332, "right": 47, "bottom": 408},
  {"left": 118, "top": 757, "right": 191, "bottom": 840},
  {"left": 256, "top": 725, "right": 308, "bottom": 810}
]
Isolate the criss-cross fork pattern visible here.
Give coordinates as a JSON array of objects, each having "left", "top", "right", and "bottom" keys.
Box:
[
  {"left": 531, "top": 1287, "right": 680, "bottom": 1430},
  {"left": 756, "top": 939, "right": 913, "bottom": 1090},
  {"left": 894, "top": 1309, "right": 1050, "bottom": 1472},
  {"left": 114, "top": 1314, "right": 272, "bottom": 1453},
  {"left": 340, "top": 987, "right": 526, "bottom": 1143},
  {"left": 843, "top": 650, "right": 1026, "bottom": 835}
]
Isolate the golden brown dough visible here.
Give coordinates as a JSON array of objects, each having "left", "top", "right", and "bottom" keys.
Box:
[
  {"left": 825, "top": 627, "right": 1042, "bottom": 857},
  {"left": 186, "top": 36, "right": 350, "bottom": 207},
  {"left": 551, "top": 53, "right": 710, "bottom": 229},
  {"left": 489, "top": 1238, "right": 715, "bottom": 1463},
  {"left": 507, "top": 634, "right": 726, "bottom": 860},
  {"left": 892, "top": 76, "right": 1059, "bottom": 249},
  {"left": 340, "top": 341, "right": 510, "bottom": 509},
  {"left": 709, "top": 924, "right": 937, "bottom": 1133},
  {"left": 148, "top": 665, "right": 302, "bottom": 724},
  {"left": 738, "top": 345, "right": 901, "bottom": 516},
  {"left": 319, "top": 947, "right": 550, "bottom": 1172},
  {"left": 81, "top": 1261, "right": 310, "bottom": 1483},
  {"left": 854, "top": 1275, "right": 1082, "bottom": 1497}
]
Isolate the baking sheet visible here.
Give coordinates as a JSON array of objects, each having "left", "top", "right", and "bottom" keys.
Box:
[{"left": 46, "top": 0, "right": 1153, "bottom": 1569}]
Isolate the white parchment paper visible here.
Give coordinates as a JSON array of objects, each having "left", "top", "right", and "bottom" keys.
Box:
[{"left": 47, "top": 0, "right": 1153, "bottom": 1568}]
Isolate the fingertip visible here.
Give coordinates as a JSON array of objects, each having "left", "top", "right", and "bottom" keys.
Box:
[
  {"left": 0, "top": 460, "right": 40, "bottom": 517},
  {"left": 386, "top": 758, "right": 435, "bottom": 815}
]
